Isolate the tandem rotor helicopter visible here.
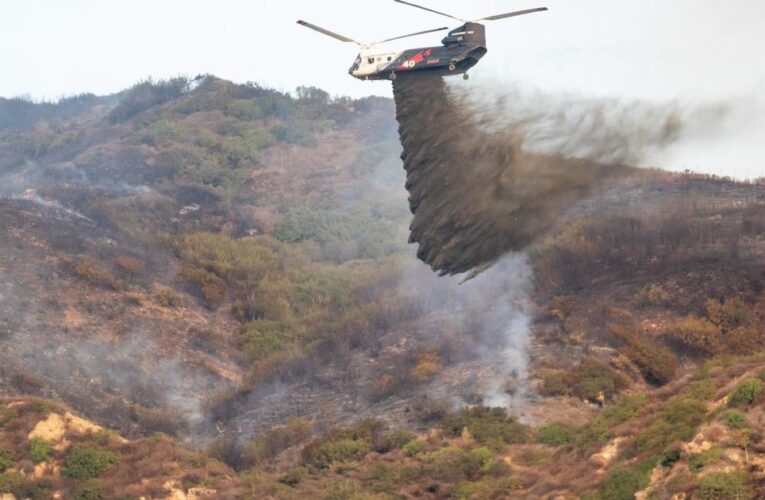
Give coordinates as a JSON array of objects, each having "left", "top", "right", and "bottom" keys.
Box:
[{"left": 297, "top": 0, "right": 548, "bottom": 81}]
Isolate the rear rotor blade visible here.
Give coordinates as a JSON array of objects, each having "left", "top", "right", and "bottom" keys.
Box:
[
  {"left": 394, "top": 0, "right": 465, "bottom": 22},
  {"left": 377, "top": 26, "right": 449, "bottom": 44},
  {"left": 297, "top": 20, "right": 360, "bottom": 44},
  {"left": 476, "top": 7, "right": 548, "bottom": 22}
]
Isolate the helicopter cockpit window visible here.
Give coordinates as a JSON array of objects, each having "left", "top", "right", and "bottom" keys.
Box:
[{"left": 367, "top": 57, "right": 375, "bottom": 64}]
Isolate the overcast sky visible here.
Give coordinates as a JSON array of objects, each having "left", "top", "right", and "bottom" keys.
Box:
[{"left": 1, "top": 0, "right": 763, "bottom": 177}]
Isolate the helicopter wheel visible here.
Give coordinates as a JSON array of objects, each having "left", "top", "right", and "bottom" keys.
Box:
[
  {"left": 463, "top": 73, "right": 470, "bottom": 81},
  {"left": 388, "top": 71, "right": 397, "bottom": 81},
  {"left": 448, "top": 62, "right": 457, "bottom": 72}
]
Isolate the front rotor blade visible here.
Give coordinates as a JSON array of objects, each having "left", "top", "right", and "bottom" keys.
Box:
[
  {"left": 377, "top": 26, "right": 449, "bottom": 44},
  {"left": 394, "top": 0, "right": 465, "bottom": 22},
  {"left": 477, "top": 7, "right": 548, "bottom": 22},
  {"left": 297, "top": 20, "right": 360, "bottom": 44}
]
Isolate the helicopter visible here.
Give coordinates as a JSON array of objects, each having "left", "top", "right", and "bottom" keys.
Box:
[{"left": 297, "top": 0, "right": 548, "bottom": 81}]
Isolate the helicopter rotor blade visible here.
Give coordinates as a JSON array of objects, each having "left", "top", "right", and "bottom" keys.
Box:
[
  {"left": 393, "top": 0, "right": 465, "bottom": 22},
  {"left": 297, "top": 20, "right": 360, "bottom": 45},
  {"left": 376, "top": 26, "right": 449, "bottom": 44},
  {"left": 475, "top": 7, "right": 548, "bottom": 22}
]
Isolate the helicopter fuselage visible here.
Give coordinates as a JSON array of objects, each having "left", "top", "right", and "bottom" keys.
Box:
[{"left": 349, "top": 22, "right": 487, "bottom": 80}]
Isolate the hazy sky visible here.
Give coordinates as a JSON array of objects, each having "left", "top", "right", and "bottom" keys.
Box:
[{"left": 1, "top": 0, "right": 763, "bottom": 177}]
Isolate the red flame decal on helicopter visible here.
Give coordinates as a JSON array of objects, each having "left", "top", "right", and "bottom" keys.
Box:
[{"left": 399, "top": 49, "right": 433, "bottom": 70}]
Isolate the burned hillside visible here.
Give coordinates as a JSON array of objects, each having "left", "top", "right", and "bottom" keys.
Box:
[{"left": 2, "top": 76, "right": 765, "bottom": 498}]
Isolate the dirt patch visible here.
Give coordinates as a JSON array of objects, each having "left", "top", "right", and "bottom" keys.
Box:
[{"left": 28, "top": 411, "right": 108, "bottom": 444}]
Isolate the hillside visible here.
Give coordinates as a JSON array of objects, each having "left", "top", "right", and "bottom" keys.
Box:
[
  {"left": 1, "top": 397, "right": 240, "bottom": 498},
  {"left": 2, "top": 76, "right": 765, "bottom": 499}
]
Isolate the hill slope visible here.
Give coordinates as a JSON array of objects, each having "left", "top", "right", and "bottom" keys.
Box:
[{"left": 1, "top": 76, "right": 765, "bottom": 498}]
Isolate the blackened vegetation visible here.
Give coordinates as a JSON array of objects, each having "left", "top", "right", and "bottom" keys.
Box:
[{"left": 392, "top": 75, "right": 631, "bottom": 275}]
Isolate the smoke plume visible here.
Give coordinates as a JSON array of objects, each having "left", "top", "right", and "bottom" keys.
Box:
[{"left": 402, "top": 253, "right": 533, "bottom": 411}]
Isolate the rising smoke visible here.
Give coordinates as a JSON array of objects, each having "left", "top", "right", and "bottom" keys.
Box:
[{"left": 397, "top": 253, "right": 533, "bottom": 411}]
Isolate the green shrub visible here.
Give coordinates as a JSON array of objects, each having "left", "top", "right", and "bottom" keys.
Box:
[
  {"left": 221, "top": 136, "right": 261, "bottom": 167},
  {"left": 321, "top": 479, "right": 364, "bottom": 500},
  {"left": 697, "top": 471, "right": 752, "bottom": 500},
  {"left": 244, "top": 322, "right": 293, "bottom": 360},
  {"left": 273, "top": 206, "right": 399, "bottom": 261},
  {"left": 73, "top": 479, "right": 104, "bottom": 500},
  {"left": 0, "top": 447, "right": 15, "bottom": 472},
  {"left": 483, "top": 458, "right": 511, "bottom": 478},
  {"left": 271, "top": 122, "right": 316, "bottom": 147},
  {"left": 659, "top": 448, "right": 681, "bottom": 467},
  {"left": 728, "top": 378, "right": 763, "bottom": 407},
  {"left": 599, "top": 465, "right": 650, "bottom": 500},
  {"left": 63, "top": 444, "right": 120, "bottom": 480},
  {"left": 684, "top": 378, "right": 717, "bottom": 402},
  {"left": 29, "top": 438, "right": 53, "bottom": 464},
  {"left": 177, "top": 232, "right": 280, "bottom": 291},
  {"left": 302, "top": 438, "right": 371, "bottom": 469},
  {"left": 723, "top": 410, "right": 747, "bottom": 429},
  {"left": 226, "top": 99, "right": 265, "bottom": 121},
  {"left": 131, "top": 118, "right": 189, "bottom": 145},
  {"left": 278, "top": 467, "right": 306, "bottom": 487},
  {"left": 471, "top": 447, "right": 493, "bottom": 465},
  {"left": 0, "top": 406, "right": 19, "bottom": 427},
  {"left": 301, "top": 421, "right": 386, "bottom": 469},
  {"left": 0, "top": 472, "right": 23, "bottom": 494},
  {"left": 689, "top": 447, "right": 722, "bottom": 472},
  {"left": 403, "top": 440, "right": 423, "bottom": 457},
  {"left": 540, "top": 359, "right": 626, "bottom": 401},
  {"left": 443, "top": 407, "right": 528, "bottom": 449},
  {"left": 537, "top": 424, "right": 574, "bottom": 446},
  {"left": 635, "top": 398, "right": 707, "bottom": 453},
  {"left": 27, "top": 399, "right": 52, "bottom": 414},
  {"left": 421, "top": 446, "right": 491, "bottom": 482},
  {"left": 12, "top": 479, "right": 53, "bottom": 500},
  {"left": 516, "top": 447, "right": 551, "bottom": 466},
  {"left": 366, "top": 463, "right": 398, "bottom": 493},
  {"left": 576, "top": 394, "right": 648, "bottom": 447},
  {"left": 386, "top": 430, "right": 416, "bottom": 449}
]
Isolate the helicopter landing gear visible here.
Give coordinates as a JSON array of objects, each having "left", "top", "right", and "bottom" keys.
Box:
[
  {"left": 388, "top": 71, "right": 397, "bottom": 81},
  {"left": 448, "top": 62, "right": 457, "bottom": 72},
  {"left": 463, "top": 73, "right": 470, "bottom": 81}
]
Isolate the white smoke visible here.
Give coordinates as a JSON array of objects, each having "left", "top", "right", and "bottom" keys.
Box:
[
  {"left": 396, "top": 252, "right": 534, "bottom": 414},
  {"left": 10, "top": 191, "right": 93, "bottom": 221}
]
